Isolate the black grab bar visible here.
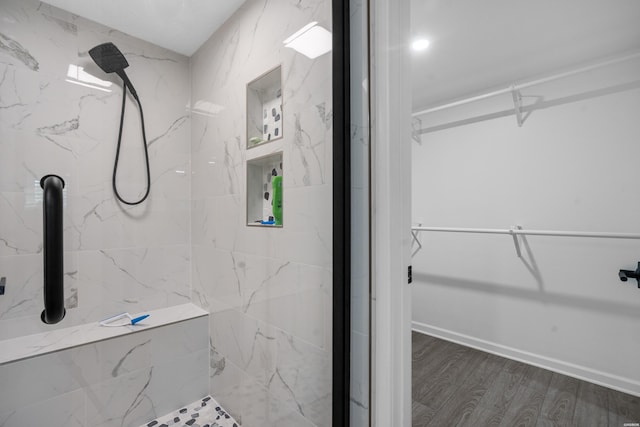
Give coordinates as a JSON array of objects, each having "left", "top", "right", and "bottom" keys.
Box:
[{"left": 40, "top": 174, "right": 65, "bottom": 324}]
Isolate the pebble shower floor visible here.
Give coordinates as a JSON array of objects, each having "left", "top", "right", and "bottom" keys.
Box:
[{"left": 141, "top": 396, "right": 239, "bottom": 427}]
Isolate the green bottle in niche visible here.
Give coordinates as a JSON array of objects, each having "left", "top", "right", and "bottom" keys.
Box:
[{"left": 271, "top": 175, "right": 283, "bottom": 225}]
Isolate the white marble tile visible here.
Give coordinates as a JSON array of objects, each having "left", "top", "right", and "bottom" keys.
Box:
[
  {"left": 75, "top": 115, "right": 190, "bottom": 202},
  {"left": 350, "top": 401, "right": 369, "bottom": 427},
  {"left": 237, "top": 373, "right": 316, "bottom": 427},
  {"left": 66, "top": 194, "right": 190, "bottom": 251},
  {"left": 238, "top": 315, "right": 279, "bottom": 387},
  {"left": 350, "top": 280, "right": 369, "bottom": 338},
  {"left": 0, "top": 251, "right": 79, "bottom": 339},
  {"left": 227, "top": 225, "right": 332, "bottom": 270},
  {"left": 236, "top": 253, "right": 298, "bottom": 311},
  {"left": 351, "top": 125, "right": 369, "bottom": 190},
  {"left": 242, "top": 259, "right": 330, "bottom": 350},
  {"left": 0, "top": 126, "right": 81, "bottom": 195},
  {"left": 191, "top": 113, "right": 245, "bottom": 199},
  {"left": 282, "top": 71, "right": 332, "bottom": 188},
  {"left": 95, "top": 330, "right": 153, "bottom": 381},
  {"left": 209, "top": 346, "right": 243, "bottom": 397},
  {"left": 191, "top": 244, "right": 244, "bottom": 310},
  {"left": 0, "top": 0, "right": 78, "bottom": 78},
  {"left": 191, "top": 194, "right": 244, "bottom": 250},
  {"left": 0, "top": 388, "right": 85, "bottom": 427},
  {"left": 267, "top": 328, "right": 331, "bottom": 426},
  {"left": 0, "top": 65, "right": 116, "bottom": 145},
  {"left": 77, "top": 246, "right": 191, "bottom": 320},
  {"left": 209, "top": 349, "right": 245, "bottom": 423},
  {"left": 278, "top": 184, "right": 333, "bottom": 264},
  {"left": 150, "top": 315, "right": 208, "bottom": 366},
  {"left": 148, "top": 348, "right": 210, "bottom": 417},
  {"left": 351, "top": 187, "right": 369, "bottom": 272},
  {"left": 209, "top": 305, "right": 279, "bottom": 388},
  {"left": 0, "top": 191, "right": 43, "bottom": 256},
  {"left": 190, "top": 200, "right": 215, "bottom": 247},
  {"left": 245, "top": 286, "right": 328, "bottom": 351},
  {"left": 350, "top": 330, "right": 369, "bottom": 415},
  {"left": 85, "top": 366, "right": 157, "bottom": 427},
  {"left": 0, "top": 346, "right": 91, "bottom": 414}
]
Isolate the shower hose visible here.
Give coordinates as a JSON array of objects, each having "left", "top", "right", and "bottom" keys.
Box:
[{"left": 113, "top": 88, "right": 151, "bottom": 205}]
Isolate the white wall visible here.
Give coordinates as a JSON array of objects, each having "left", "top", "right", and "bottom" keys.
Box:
[
  {"left": 411, "top": 57, "right": 640, "bottom": 395},
  {"left": 370, "top": 0, "right": 413, "bottom": 424}
]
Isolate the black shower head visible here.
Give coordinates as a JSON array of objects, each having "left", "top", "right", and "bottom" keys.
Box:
[
  {"left": 89, "top": 42, "right": 138, "bottom": 99},
  {"left": 89, "top": 42, "right": 129, "bottom": 73}
]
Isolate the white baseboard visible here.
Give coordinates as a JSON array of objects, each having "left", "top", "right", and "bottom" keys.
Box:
[{"left": 412, "top": 321, "right": 640, "bottom": 397}]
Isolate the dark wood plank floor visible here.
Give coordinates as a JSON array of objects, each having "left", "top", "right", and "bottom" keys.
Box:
[{"left": 412, "top": 331, "right": 640, "bottom": 427}]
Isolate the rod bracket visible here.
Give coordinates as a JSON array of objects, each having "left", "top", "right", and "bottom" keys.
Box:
[
  {"left": 510, "top": 85, "right": 524, "bottom": 127},
  {"left": 412, "top": 117, "right": 422, "bottom": 144},
  {"left": 411, "top": 224, "right": 423, "bottom": 257},
  {"left": 509, "top": 225, "right": 522, "bottom": 258}
]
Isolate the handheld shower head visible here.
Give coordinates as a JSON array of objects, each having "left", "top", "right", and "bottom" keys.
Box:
[
  {"left": 88, "top": 42, "right": 129, "bottom": 73},
  {"left": 88, "top": 42, "right": 150, "bottom": 206},
  {"left": 89, "top": 42, "right": 138, "bottom": 99}
]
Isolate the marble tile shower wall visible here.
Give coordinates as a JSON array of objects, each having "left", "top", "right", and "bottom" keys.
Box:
[
  {"left": 0, "top": 0, "right": 191, "bottom": 340},
  {"left": 190, "top": 0, "right": 332, "bottom": 425}
]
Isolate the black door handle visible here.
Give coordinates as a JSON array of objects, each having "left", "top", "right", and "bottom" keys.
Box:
[{"left": 618, "top": 262, "right": 640, "bottom": 289}]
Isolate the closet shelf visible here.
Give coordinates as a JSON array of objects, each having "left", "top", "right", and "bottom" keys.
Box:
[{"left": 411, "top": 50, "right": 640, "bottom": 134}]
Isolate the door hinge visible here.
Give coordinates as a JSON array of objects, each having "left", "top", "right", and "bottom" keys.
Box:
[{"left": 408, "top": 266, "right": 412, "bottom": 284}]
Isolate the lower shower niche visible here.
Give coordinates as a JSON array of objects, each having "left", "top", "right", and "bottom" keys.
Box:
[
  {"left": 140, "top": 396, "right": 239, "bottom": 427},
  {"left": 246, "top": 152, "right": 283, "bottom": 227}
]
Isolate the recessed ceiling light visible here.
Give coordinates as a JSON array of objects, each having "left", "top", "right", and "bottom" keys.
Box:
[
  {"left": 284, "top": 22, "right": 332, "bottom": 59},
  {"left": 190, "top": 100, "right": 226, "bottom": 118},
  {"left": 412, "top": 39, "right": 430, "bottom": 51}
]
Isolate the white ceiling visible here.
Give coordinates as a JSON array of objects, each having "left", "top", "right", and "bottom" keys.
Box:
[
  {"left": 42, "top": 0, "right": 246, "bottom": 56},
  {"left": 411, "top": 0, "right": 640, "bottom": 111}
]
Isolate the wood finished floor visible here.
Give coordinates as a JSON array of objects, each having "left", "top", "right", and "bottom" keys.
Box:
[{"left": 412, "top": 331, "right": 640, "bottom": 427}]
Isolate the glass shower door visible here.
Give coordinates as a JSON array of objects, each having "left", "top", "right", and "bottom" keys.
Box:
[{"left": 0, "top": 0, "right": 344, "bottom": 425}]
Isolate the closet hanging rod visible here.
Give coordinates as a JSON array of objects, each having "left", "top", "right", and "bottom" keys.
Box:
[
  {"left": 411, "top": 226, "right": 640, "bottom": 240},
  {"left": 412, "top": 51, "right": 640, "bottom": 118}
]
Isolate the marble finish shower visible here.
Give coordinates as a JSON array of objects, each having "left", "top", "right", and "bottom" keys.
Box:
[{"left": 0, "top": 0, "right": 334, "bottom": 425}]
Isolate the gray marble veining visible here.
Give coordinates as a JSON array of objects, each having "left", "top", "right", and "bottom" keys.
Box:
[{"left": 0, "top": 0, "right": 191, "bottom": 341}]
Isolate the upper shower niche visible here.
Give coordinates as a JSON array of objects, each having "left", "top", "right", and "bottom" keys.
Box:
[{"left": 246, "top": 66, "right": 283, "bottom": 149}]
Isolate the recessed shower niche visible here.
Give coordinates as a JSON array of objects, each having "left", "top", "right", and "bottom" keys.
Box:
[
  {"left": 247, "top": 152, "right": 283, "bottom": 227},
  {"left": 246, "top": 65, "right": 283, "bottom": 148}
]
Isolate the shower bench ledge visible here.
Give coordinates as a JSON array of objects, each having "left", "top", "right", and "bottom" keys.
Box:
[{"left": 0, "top": 303, "right": 208, "bottom": 365}]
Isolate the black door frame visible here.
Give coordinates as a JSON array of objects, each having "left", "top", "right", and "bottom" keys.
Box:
[{"left": 332, "top": 0, "right": 351, "bottom": 425}]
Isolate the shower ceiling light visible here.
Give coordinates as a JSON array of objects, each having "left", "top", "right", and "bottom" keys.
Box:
[
  {"left": 284, "top": 22, "right": 332, "bottom": 59},
  {"left": 412, "top": 38, "right": 430, "bottom": 51},
  {"left": 191, "top": 100, "right": 226, "bottom": 117}
]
